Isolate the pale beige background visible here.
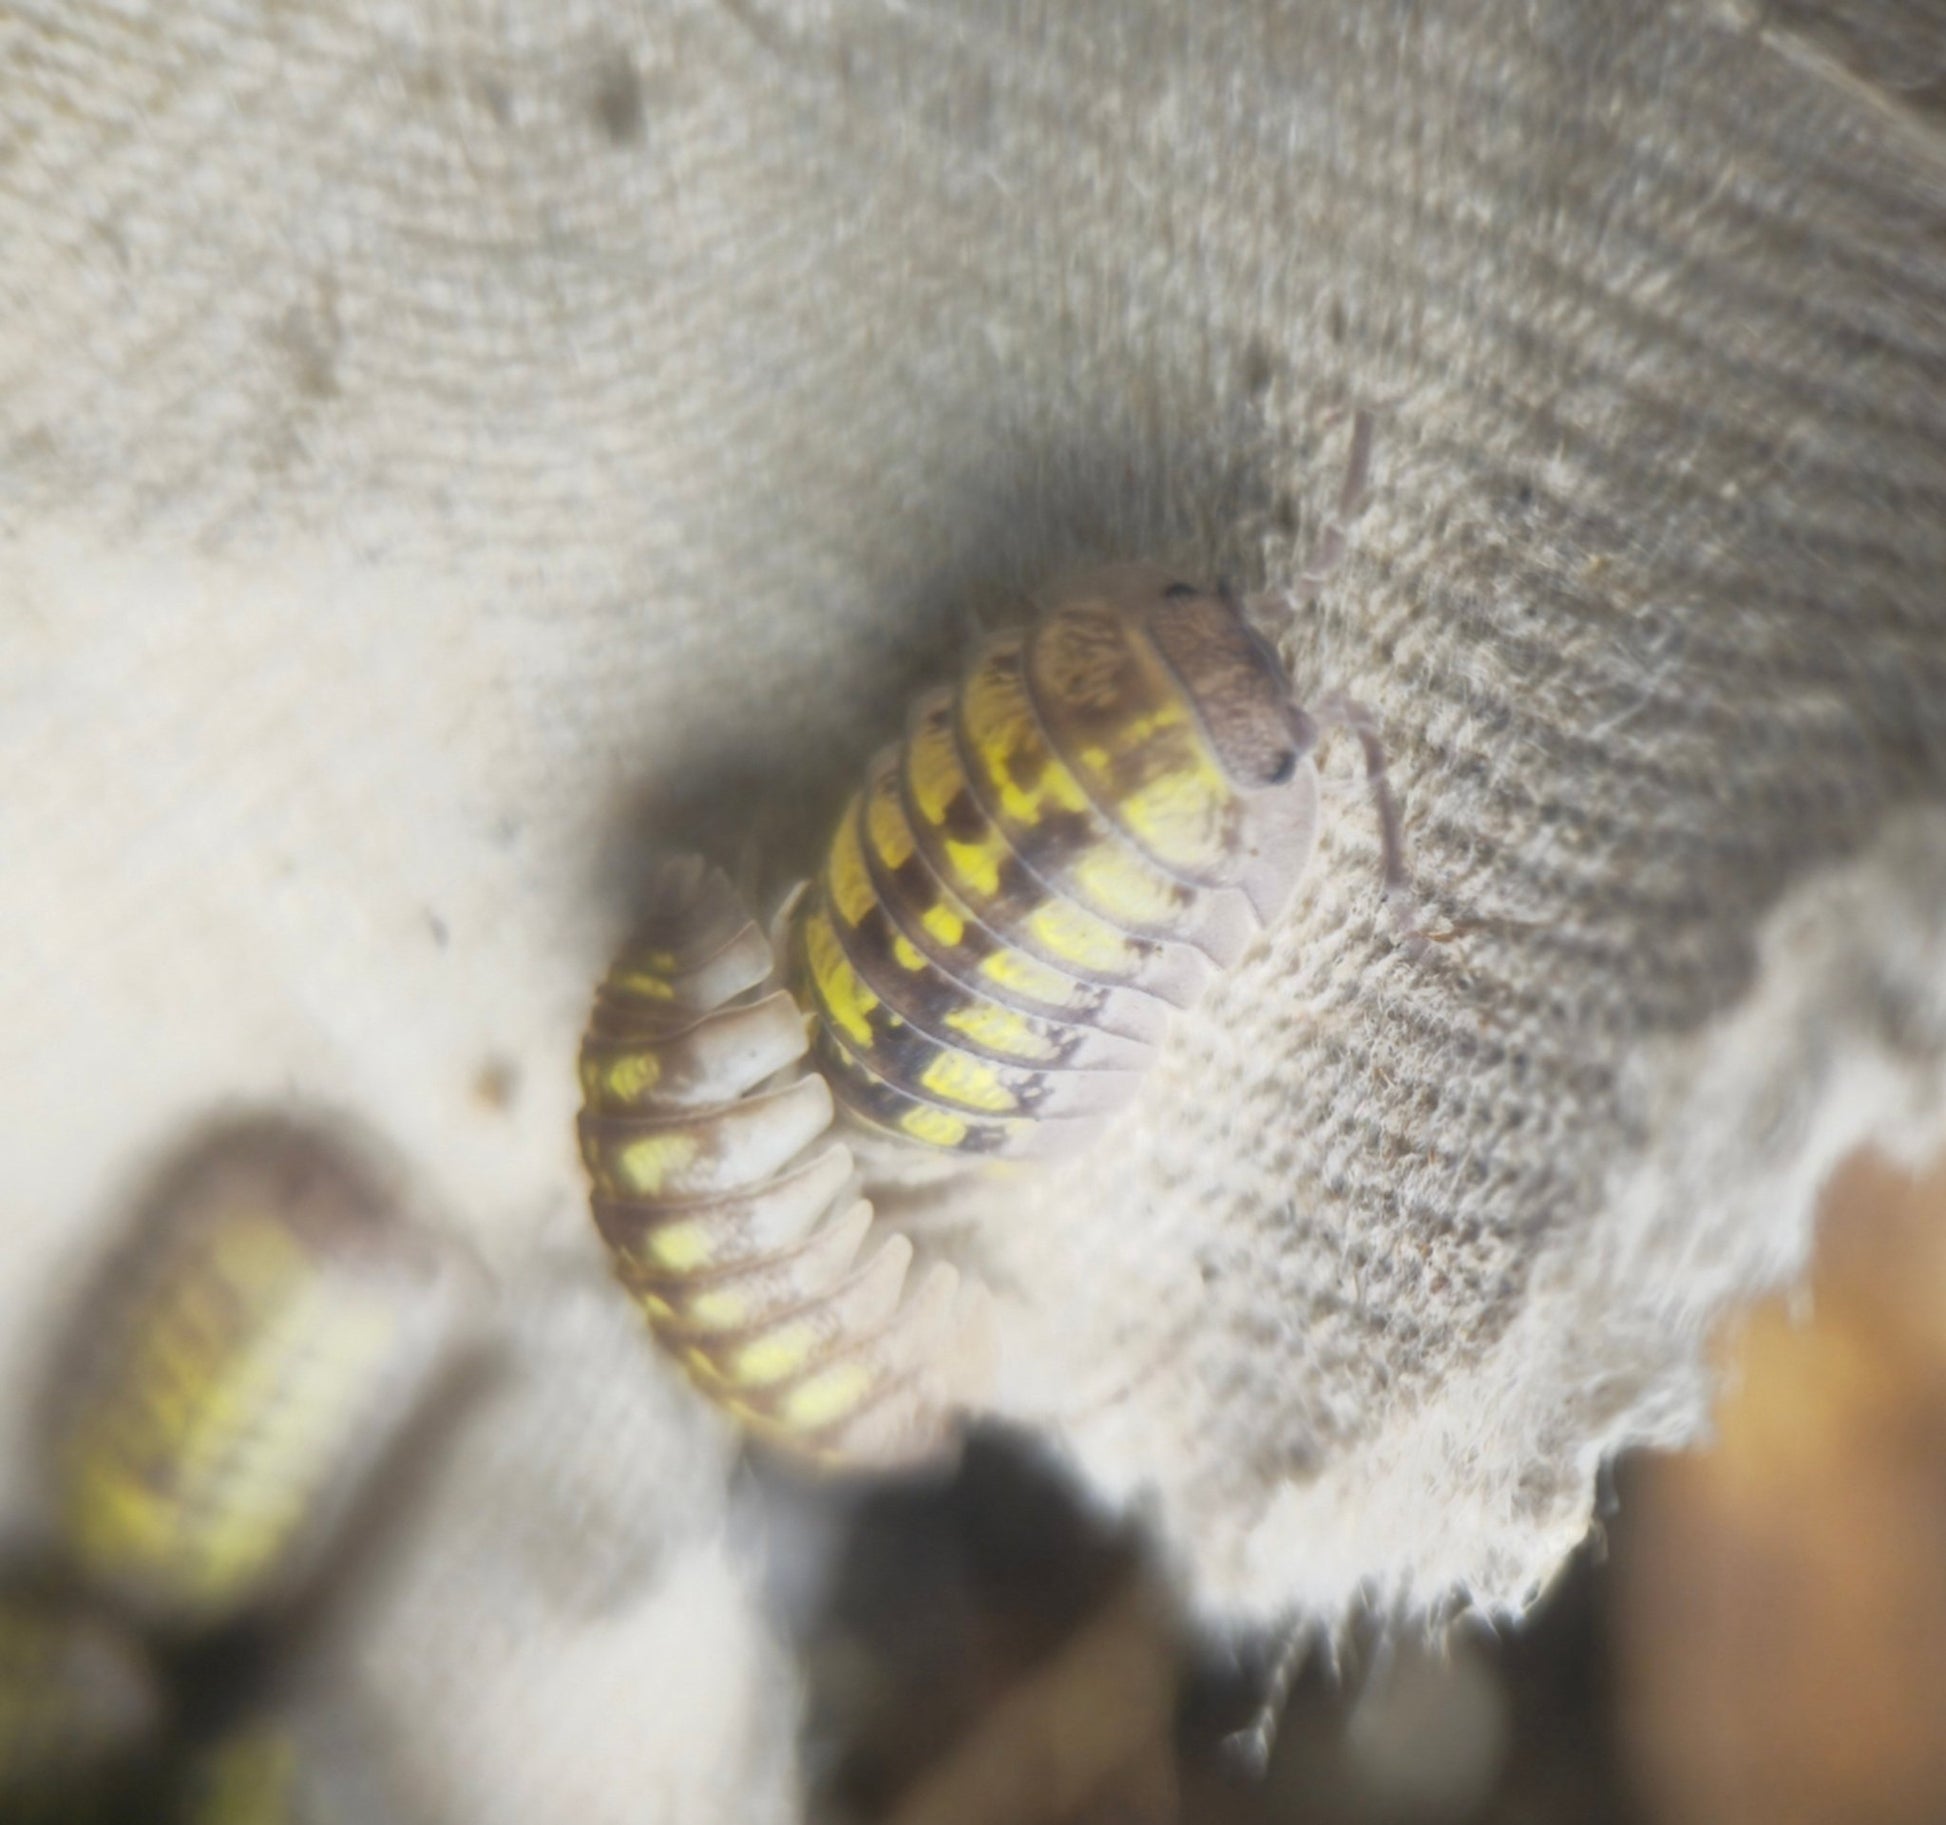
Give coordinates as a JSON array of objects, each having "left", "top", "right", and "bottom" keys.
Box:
[{"left": 5, "top": 1, "right": 1946, "bottom": 1818}]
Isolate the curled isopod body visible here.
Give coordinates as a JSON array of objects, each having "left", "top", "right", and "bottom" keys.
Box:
[
  {"left": 792, "top": 504, "right": 1408, "bottom": 1164},
  {"left": 577, "top": 855, "right": 977, "bottom": 1469},
  {"left": 792, "top": 415, "right": 1406, "bottom": 1165},
  {"left": 38, "top": 1120, "right": 469, "bottom": 1635}
]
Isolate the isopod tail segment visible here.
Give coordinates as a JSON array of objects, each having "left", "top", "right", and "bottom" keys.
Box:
[
  {"left": 577, "top": 854, "right": 986, "bottom": 1471},
  {"left": 791, "top": 408, "right": 1415, "bottom": 1165}
]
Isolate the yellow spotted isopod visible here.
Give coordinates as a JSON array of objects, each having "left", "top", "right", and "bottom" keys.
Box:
[
  {"left": 792, "top": 417, "right": 1407, "bottom": 1163},
  {"left": 577, "top": 855, "right": 979, "bottom": 1469},
  {"left": 5, "top": 1116, "right": 469, "bottom": 1821},
  {"left": 36, "top": 1120, "right": 469, "bottom": 1636}
]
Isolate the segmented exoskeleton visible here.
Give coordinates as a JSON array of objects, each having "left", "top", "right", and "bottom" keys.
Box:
[
  {"left": 6, "top": 1117, "right": 469, "bottom": 1821},
  {"left": 40, "top": 1121, "right": 467, "bottom": 1634},
  {"left": 792, "top": 415, "right": 1406, "bottom": 1163},
  {"left": 577, "top": 856, "right": 973, "bottom": 1468}
]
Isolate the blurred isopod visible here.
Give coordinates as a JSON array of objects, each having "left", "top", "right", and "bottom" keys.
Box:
[{"left": 39, "top": 1118, "right": 470, "bottom": 1634}]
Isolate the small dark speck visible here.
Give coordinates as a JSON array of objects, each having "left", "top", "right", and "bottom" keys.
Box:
[
  {"left": 426, "top": 911, "right": 450, "bottom": 949},
  {"left": 473, "top": 1058, "right": 520, "bottom": 1113},
  {"left": 401, "top": 60, "right": 450, "bottom": 106},
  {"left": 1239, "top": 335, "right": 1277, "bottom": 397},
  {"left": 93, "top": 216, "right": 131, "bottom": 271},
  {"left": 1271, "top": 492, "right": 1301, "bottom": 537},
  {"left": 1325, "top": 297, "right": 1349, "bottom": 344},
  {"left": 590, "top": 50, "right": 646, "bottom": 146},
  {"left": 478, "top": 76, "right": 514, "bottom": 127},
  {"left": 12, "top": 423, "right": 58, "bottom": 466},
  {"left": 273, "top": 279, "right": 342, "bottom": 402}
]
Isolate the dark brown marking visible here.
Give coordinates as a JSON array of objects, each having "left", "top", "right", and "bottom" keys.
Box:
[
  {"left": 590, "top": 49, "right": 646, "bottom": 145},
  {"left": 472, "top": 1058, "right": 519, "bottom": 1112},
  {"left": 940, "top": 788, "right": 989, "bottom": 844}
]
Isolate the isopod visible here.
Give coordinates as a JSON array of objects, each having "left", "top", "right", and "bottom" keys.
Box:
[
  {"left": 577, "top": 855, "right": 975, "bottom": 1468},
  {"left": 793, "top": 415, "right": 1407, "bottom": 1162},
  {"left": 39, "top": 1120, "right": 468, "bottom": 1633}
]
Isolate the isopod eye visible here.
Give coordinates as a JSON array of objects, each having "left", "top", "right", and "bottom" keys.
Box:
[
  {"left": 1264, "top": 749, "right": 1299, "bottom": 786},
  {"left": 1162, "top": 581, "right": 1198, "bottom": 600}
]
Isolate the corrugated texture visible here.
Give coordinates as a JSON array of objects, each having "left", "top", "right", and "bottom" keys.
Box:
[{"left": 5, "top": 0, "right": 1946, "bottom": 1810}]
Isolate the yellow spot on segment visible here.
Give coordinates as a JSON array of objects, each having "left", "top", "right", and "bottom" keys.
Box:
[
  {"left": 826, "top": 804, "right": 877, "bottom": 927},
  {"left": 1069, "top": 842, "right": 1178, "bottom": 926},
  {"left": 685, "top": 1286, "right": 749, "bottom": 1331},
  {"left": 996, "top": 782, "right": 1042, "bottom": 826},
  {"left": 617, "top": 1130, "right": 699, "bottom": 1196},
  {"left": 891, "top": 933, "right": 927, "bottom": 973},
  {"left": 803, "top": 908, "right": 882, "bottom": 1049},
  {"left": 901, "top": 1105, "right": 970, "bottom": 1148},
  {"left": 943, "top": 834, "right": 1004, "bottom": 898},
  {"left": 596, "top": 1050, "right": 661, "bottom": 1105},
  {"left": 611, "top": 968, "right": 676, "bottom": 1001},
  {"left": 945, "top": 999, "right": 1055, "bottom": 1061},
  {"left": 727, "top": 1323, "right": 819, "bottom": 1387},
  {"left": 920, "top": 1049, "right": 1016, "bottom": 1113},
  {"left": 643, "top": 1220, "right": 713, "bottom": 1273},
  {"left": 1115, "top": 760, "right": 1231, "bottom": 871},
  {"left": 921, "top": 901, "right": 965, "bottom": 948},
  {"left": 978, "top": 944, "right": 1083, "bottom": 1007},
  {"left": 779, "top": 1360, "right": 875, "bottom": 1430},
  {"left": 1029, "top": 897, "right": 1136, "bottom": 974}
]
